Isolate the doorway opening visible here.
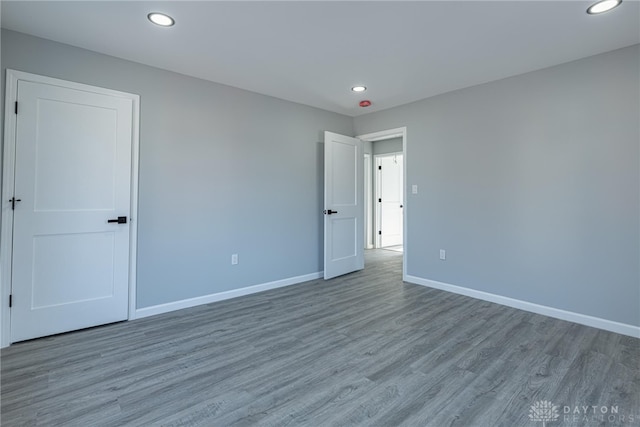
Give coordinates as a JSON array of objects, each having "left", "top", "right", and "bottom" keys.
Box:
[{"left": 357, "top": 127, "right": 407, "bottom": 279}]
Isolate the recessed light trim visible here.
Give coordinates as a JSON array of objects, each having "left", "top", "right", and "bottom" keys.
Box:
[
  {"left": 148, "top": 12, "right": 175, "bottom": 27},
  {"left": 351, "top": 86, "right": 367, "bottom": 93},
  {"left": 587, "top": 0, "right": 622, "bottom": 14}
]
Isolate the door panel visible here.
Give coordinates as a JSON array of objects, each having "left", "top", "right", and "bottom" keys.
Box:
[
  {"left": 32, "top": 232, "right": 116, "bottom": 308},
  {"left": 33, "top": 99, "right": 118, "bottom": 211},
  {"left": 331, "top": 142, "right": 357, "bottom": 205},
  {"left": 331, "top": 217, "right": 357, "bottom": 260},
  {"left": 324, "top": 132, "right": 364, "bottom": 279},
  {"left": 11, "top": 80, "right": 133, "bottom": 342},
  {"left": 377, "top": 154, "right": 404, "bottom": 248}
]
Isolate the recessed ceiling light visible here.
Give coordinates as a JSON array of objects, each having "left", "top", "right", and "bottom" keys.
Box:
[
  {"left": 351, "top": 86, "right": 367, "bottom": 93},
  {"left": 148, "top": 12, "right": 175, "bottom": 27},
  {"left": 587, "top": 0, "right": 622, "bottom": 14}
]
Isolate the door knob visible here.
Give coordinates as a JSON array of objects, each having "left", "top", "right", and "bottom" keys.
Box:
[
  {"left": 324, "top": 210, "right": 338, "bottom": 215},
  {"left": 107, "top": 216, "right": 127, "bottom": 224}
]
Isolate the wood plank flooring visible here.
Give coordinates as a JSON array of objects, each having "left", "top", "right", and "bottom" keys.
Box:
[{"left": 1, "top": 250, "right": 639, "bottom": 426}]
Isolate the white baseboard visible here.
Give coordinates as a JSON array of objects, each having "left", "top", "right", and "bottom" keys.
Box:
[
  {"left": 135, "top": 271, "right": 323, "bottom": 320},
  {"left": 405, "top": 275, "right": 640, "bottom": 339}
]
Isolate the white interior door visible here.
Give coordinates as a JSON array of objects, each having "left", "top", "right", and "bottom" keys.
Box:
[
  {"left": 10, "top": 80, "right": 133, "bottom": 342},
  {"left": 324, "top": 131, "right": 364, "bottom": 279},
  {"left": 376, "top": 153, "right": 404, "bottom": 248}
]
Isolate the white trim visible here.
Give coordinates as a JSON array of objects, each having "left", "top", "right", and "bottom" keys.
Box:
[
  {"left": 364, "top": 153, "right": 373, "bottom": 249},
  {"left": 1, "top": 72, "right": 20, "bottom": 348},
  {"left": 128, "top": 91, "right": 140, "bottom": 321},
  {"left": 136, "top": 271, "right": 323, "bottom": 319},
  {"left": 358, "top": 127, "right": 404, "bottom": 142},
  {"left": 405, "top": 275, "right": 640, "bottom": 338},
  {"left": 357, "top": 127, "right": 407, "bottom": 280},
  {"left": 1, "top": 70, "right": 140, "bottom": 347}
]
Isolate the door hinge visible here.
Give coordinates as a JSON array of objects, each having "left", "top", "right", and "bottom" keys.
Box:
[
  {"left": 378, "top": 230, "right": 382, "bottom": 235},
  {"left": 9, "top": 197, "right": 22, "bottom": 210},
  {"left": 9, "top": 294, "right": 12, "bottom": 308},
  {"left": 378, "top": 198, "right": 382, "bottom": 203},
  {"left": 378, "top": 165, "right": 382, "bottom": 170},
  {"left": 14, "top": 101, "right": 18, "bottom": 115}
]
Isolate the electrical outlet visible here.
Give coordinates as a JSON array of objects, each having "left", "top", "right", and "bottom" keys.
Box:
[
  {"left": 412, "top": 184, "right": 418, "bottom": 194},
  {"left": 439, "top": 249, "right": 446, "bottom": 260},
  {"left": 231, "top": 254, "right": 238, "bottom": 265}
]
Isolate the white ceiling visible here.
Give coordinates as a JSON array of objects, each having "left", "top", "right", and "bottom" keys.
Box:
[{"left": 2, "top": 1, "right": 639, "bottom": 117}]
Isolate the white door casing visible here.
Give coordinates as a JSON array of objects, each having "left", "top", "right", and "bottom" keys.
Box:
[
  {"left": 323, "top": 131, "right": 364, "bottom": 279},
  {"left": 376, "top": 153, "right": 404, "bottom": 248},
  {"left": 364, "top": 153, "right": 373, "bottom": 249},
  {"left": 357, "top": 127, "right": 407, "bottom": 279},
  {"left": 1, "top": 70, "right": 140, "bottom": 346}
]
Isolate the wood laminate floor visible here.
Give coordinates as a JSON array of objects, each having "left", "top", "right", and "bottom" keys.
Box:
[{"left": 1, "top": 250, "right": 639, "bottom": 426}]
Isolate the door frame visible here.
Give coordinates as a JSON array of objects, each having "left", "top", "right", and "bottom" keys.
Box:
[
  {"left": 1, "top": 69, "right": 140, "bottom": 348},
  {"left": 357, "top": 127, "right": 407, "bottom": 280},
  {"left": 374, "top": 152, "right": 403, "bottom": 249},
  {"left": 364, "top": 153, "right": 373, "bottom": 249}
]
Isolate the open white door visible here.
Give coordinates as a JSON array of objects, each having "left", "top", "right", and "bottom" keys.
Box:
[
  {"left": 8, "top": 78, "right": 134, "bottom": 342},
  {"left": 324, "top": 131, "right": 364, "bottom": 279},
  {"left": 376, "top": 153, "right": 404, "bottom": 248}
]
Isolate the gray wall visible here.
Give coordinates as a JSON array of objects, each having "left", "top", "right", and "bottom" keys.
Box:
[
  {"left": 354, "top": 45, "right": 640, "bottom": 327},
  {"left": 2, "top": 29, "right": 638, "bottom": 328},
  {"left": 372, "top": 137, "right": 403, "bottom": 155},
  {"left": 1, "top": 30, "right": 353, "bottom": 308}
]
